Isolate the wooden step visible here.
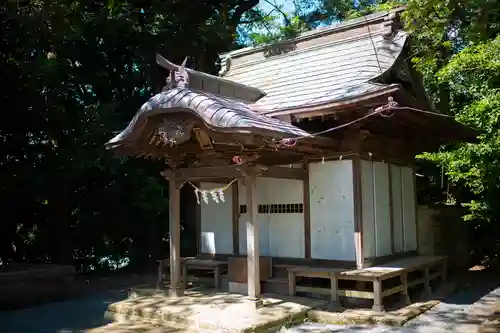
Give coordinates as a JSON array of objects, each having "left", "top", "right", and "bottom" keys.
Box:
[{"left": 264, "top": 277, "right": 288, "bottom": 284}]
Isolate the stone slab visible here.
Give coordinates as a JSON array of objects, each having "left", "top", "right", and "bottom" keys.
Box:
[
  {"left": 86, "top": 320, "right": 193, "bottom": 333},
  {"left": 107, "top": 289, "right": 328, "bottom": 333},
  {"left": 285, "top": 322, "right": 393, "bottom": 333},
  {"left": 307, "top": 281, "right": 460, "bottom": 327},
  {"left": 477, "top": 319, "right": 500, "bottom": 333}
]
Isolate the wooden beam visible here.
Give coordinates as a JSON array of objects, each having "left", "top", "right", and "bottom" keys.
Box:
[
  {"left": 195, "top": 182, "right": 202, "bottom": 257},
  {"left": 388, "top": 165, "right": 395, "bottom": 256},
  {"left": 352, "top": 156, "right": 364, "bottom": 269},
  {"left": 177, "top": 165, "right": 307, "bottom": 181},
  {"left": 169, "top": 174, "right": 185, "bottom": 297},
  {"left": 260, "top": 165, "right": 307, "bottom": 179},
  {"left": 245, "top": 172, "right": 260, "bottom": 298},
  {"left": 232, "top": 181, "right": 240, "bottom": 256},
  {"left": 303, "top": 162, "right": 311, "bottom": 259}
]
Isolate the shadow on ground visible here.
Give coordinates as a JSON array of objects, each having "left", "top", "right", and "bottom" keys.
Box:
[
  {"left": 0, "top": 290, "right": 128, "bottom": 333},
  {"left": 398, "top": 274, "right": 500, "bottom": 333}
]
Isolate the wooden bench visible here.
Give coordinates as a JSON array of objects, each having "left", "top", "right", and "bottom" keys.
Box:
[
  {"left": 181, "top": 258, "right": 228, "bottom": 289},
  {"left": 335, "top": 256, "right": 447, "bottom": 311},
  {"left": 157, "top": 257, "right": 228, "bottom": 290},
  {"left": 287, "top": 266, "right": 345, "bottom": 303}
]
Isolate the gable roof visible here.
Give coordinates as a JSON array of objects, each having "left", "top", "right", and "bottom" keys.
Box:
[
  {"left": 224, "top": 31, "right": 406, "bottom": 115},
  {"left": 218, "top": 8, "right": 408, "bottom": 115}
]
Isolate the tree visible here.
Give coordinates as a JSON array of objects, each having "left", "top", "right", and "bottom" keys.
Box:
[
  {"left": 0, "top": 0, "right": 261, "bottom": 271},
  {"left": 402, "top": 0, "right": 500, "bottom": 266}
]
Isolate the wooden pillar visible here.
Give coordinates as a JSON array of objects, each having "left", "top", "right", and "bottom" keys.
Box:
[
  {"left": 169, "top": 173, "right": 184, "bottom": 297},
  {"left": 388, "top": 164, "right": 395, "bottom": 255},
  {"left": 352, "top": 156, "right": 364, "bottom": 269},
  {"left": 232, "top": 181, "right": 240, "bottom": 255},
  {"left": 245, "top": 173, "right": 260, "bottom": 298},
  {"left": 303, "top": 162, "right": 311, "bottom": 259},
  {"left": 372, "top": 279, "right": 384, "bottom": 312}
]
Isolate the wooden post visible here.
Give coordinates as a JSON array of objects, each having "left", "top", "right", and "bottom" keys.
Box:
[
  {"left": 232, "top": 181, "right": 240, "bottom": 256},
  {"left": 169, "top": 173, "right": 184, "bottom": 297},
  {"left": 330, "top": 273, "right": 339, "bottom": 303},
  {"left": 352, "top": 156, "right": 364, "bottom": 269},
  {"left": 372, "top": 279, "right": 384, "bottom": 312},
  {"left": 245, "top": 173, "right": 260, "bottom": 298},
  {"left": 288, "top": 270, "right": 296, "bottom": 296},
  {"left": 303, "top": 162, "right": 311, "bottom": 259},
  {"left": 400, "top": 272, "right": 411, "bottom": 305},
  {"left": 422, "top": 266, "right": 432, "bottom": 298}
]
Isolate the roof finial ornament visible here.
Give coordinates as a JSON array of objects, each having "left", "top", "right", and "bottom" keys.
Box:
[
  {"left": 166, "top": 57, "right": 190, "bottom": 89},
  {"left": 218, "top": 55, "right": 232, "bottom": 77}
]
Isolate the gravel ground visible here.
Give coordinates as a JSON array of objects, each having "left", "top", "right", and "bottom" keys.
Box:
[
  {"left": 0, "top": 276, "right": 498, "bottom": 333},
  {"left": 287, "top": 279, "right": 500, "bottom": 333}
]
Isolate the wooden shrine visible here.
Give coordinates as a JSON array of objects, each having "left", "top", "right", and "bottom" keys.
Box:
[{"left": 106, "top": 8, "right": 475, "bottom": 309}]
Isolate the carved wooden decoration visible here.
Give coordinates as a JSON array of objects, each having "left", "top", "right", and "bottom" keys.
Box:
[
  {"left": 218, "top": 55, "right": 232, "bottom": 76},
  {"left": 165, "top": 57, "right": 189, "bottom": 90},
  {"left": 193, "top": 128, "right": 213, "bottom": 150}
]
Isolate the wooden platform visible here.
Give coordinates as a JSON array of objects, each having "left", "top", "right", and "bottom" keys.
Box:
[
  {"left": 158, "top": 256, "right": 447, "bottom": 313},
  {"left": 285, "top": 256, "right": 447, "bottom": 312}
]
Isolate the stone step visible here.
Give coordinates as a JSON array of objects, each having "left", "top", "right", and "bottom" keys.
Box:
[
  {"left": 106, "top": 291, "right": 326, "bottom": 333},
  {"left": 86, "top": 319, "right": 209, "bottom": 333}
]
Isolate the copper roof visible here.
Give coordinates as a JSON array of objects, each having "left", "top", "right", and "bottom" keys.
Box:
[{"left": 106, "top": 87, "right": 312, "bottom": 150}]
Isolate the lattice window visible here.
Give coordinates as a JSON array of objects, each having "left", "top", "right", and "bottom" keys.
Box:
[{"left": 239, "top": 204, "right": 304, "bottom": 214}]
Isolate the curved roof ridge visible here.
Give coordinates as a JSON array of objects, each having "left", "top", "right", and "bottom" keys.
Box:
[{"left": 106, "top": 88, "right": 312, "bottom": 150}]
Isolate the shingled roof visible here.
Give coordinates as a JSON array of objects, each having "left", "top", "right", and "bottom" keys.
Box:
[{"left": 219, "top": 9, "right": 408, "bottom": 115}]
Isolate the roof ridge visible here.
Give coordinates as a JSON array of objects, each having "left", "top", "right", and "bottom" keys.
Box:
[{"left": 220, "top": 6, "right": 406, "bottom": 60}]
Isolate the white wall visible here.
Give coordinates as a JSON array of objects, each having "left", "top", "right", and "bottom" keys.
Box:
[
  {"left": 200, "top": 182, "right": 233, "bottom": 255},
  {"left": 266, "top": 178, "right": 304, "bottom": 258},
  {"left": 239, "top": 178, "right": 304, "bottom": 258},
  {"left": 309, "top": 160, "right": 356, "bottom": 261},
  {"left": 390, "top": 165, "right": 418, "bottom": 253},
  {"left": 361, "top": 161, "right": 392, "bottom": 259},
  {"left": 390, "top": 165, "right": 404, "bottom": 253},
  {"left": 401, "top": 166, "right": 418, "bottom": 251}
]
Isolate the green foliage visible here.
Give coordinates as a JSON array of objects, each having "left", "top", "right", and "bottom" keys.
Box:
[
  {"left": 401, "top": 0, "right": 500, "bottom": 263},
  {"left": 420, "top": 39, "right": 500, "bottom": 221},
  {"left": 0, "top": 0, "right": 258, "bottom": 271},
  {"left": 246, "top": 15, "right": 309, "bottom": 46},
  {"left": 346, "top": 0, "right": 405, "bottom": 19}
]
